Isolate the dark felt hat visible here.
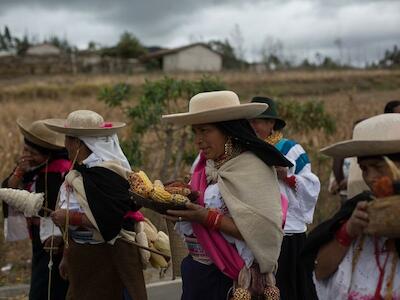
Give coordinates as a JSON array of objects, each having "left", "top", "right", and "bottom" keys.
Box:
[{"left": 250, "top": 97, "right": 286, "bottom": 130}]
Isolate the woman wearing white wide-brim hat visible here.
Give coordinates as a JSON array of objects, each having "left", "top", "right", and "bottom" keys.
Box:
[
  {"left": 44, "top": 110, "right": 147, "bottom": 300},
  {"left": 2, "top": 119, "right": 70, "bottom": 300},
  {"left": 163, "top": 91, "right": 292, "bottom": 299},
  {"left": 303, "top": 113, "right": 400, "bottom": 299}
]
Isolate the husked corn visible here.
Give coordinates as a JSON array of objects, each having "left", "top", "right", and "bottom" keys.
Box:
[
  {"left": 165, "top": 186, "right": 191, "bottom": 196},
  {"left": 137, "top": 171, "right": 153, "bottom": 191},
  {"left": 171, "top": 193, "right": 189, "bottom": 204},
  {"left": 150, "top": 186, "right": 173, "bottom": 202},
  {"left": 153, "top": 180, "right": 165, "bottom": 189}
]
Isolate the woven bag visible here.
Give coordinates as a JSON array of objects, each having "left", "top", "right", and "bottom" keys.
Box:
[{"left": 365, "top": 195, "right": 400, "bottom": 237}]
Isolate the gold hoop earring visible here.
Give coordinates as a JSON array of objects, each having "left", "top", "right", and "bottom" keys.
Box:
[{"left": 224, "top": 138, "right": 233, "bottom": 156}]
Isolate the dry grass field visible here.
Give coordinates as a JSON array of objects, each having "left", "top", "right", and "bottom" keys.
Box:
[{"left": 1, "top": 69, "right": 400, "bottom": 291}]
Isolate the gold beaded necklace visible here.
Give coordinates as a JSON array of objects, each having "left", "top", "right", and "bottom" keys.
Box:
[{"left": 264, "top": 131, "right": 283, "bottom": 146}]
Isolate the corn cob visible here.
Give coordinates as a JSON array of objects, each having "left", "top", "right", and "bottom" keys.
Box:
[
  {"left": 153, "top": 180, "right": 165, "bottom": 189},
  {"left": 165, "top": 186, "right": 191, "bottom": 196},
  {"left": 135, "top": 231, "right": 151, "bottom": 264},
  {"left": 153, "top": 231, "right": 171, "bottom": 256},
  {"left": 134, "top": 221, "right": 144, "bottom": 233},
  {"left": 137, "top": 171, "right": 153, "bottom": 191},
  {"left": 128, "top": 171, "right": 154, "bottom": 198},
  {"left": 171, "top": 193, "right": 189, "bottom": 204},
  {"left": 264, "top": 286, "right": 280, "bottom": 300},
  {"left": 144, "top": 218, "right": 158, "bottom": 233},
  {"left": 149, "top": 244, "right": 169, "bottom": 268},
  {"left": 150, "top": 186, "right": 173, "bottom": 202},
  {"left": 233, "top": 288, "right": 251, "bottom": 300},
  {"left": 143, "top": 220, "right": 159, "bottom": 242}
]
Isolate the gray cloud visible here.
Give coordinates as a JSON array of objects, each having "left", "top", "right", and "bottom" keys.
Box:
[{"left": 1, "top": 0, "right": 399, "bottom": 64}]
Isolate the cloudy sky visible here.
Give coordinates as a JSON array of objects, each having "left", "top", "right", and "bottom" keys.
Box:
[{"left": 1, "top": 0, "right": 399, "bottom": 65}]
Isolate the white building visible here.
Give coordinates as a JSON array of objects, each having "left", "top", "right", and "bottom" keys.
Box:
[
  {"left": 142, "top": 43, "right": 222, "bottom": 72},
  {"left": 0, "top": 49, "right": 16, "bottom": 57},
  {"left": 26, "top": 43, "right": 61, "bottom": 56}
]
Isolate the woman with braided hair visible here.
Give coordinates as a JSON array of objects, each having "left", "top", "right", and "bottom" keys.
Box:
[
  {"left": 248, "top": 96, "right": 320, "bottom": 300},
  {"left": 1, "top": 119, "right": 70, "bottom": 300},
  {"left": 163, "top": 91, "right": 292, "bottom": 300},
  {"left": 45, "top": 110, "right": 147, "bottom": 300},
  {"left": 303, "top": 114, "right": 400, "bottom": 299}
]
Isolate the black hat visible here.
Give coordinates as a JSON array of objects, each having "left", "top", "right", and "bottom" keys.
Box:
[{"left": 250, "top": 97, "right": 286, "bottom": 130}]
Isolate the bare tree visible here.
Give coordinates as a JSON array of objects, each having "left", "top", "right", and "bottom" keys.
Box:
[
  {"left": 259, "top": 36, "right": 285, "bottom": 70},
  {"left": 334, "top": 37, "right": 343, "bottom": 65},
  {"left": 230, "top": 23, "right": 246, "bottom": 66}
]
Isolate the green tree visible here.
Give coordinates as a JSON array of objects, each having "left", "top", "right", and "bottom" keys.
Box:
[
  {"left": 47, "top": 35, "right": 75, "bottom": 53},
  {"left": 102, "top": 32, "right": 147, "bottom": 58},
  {"left": 0, "top": 26, "right": 16, "bottom": 50},
  {"left": 379, "top": 45, "right": 400, "bottom": 68},
  {"left": 16, "top": 34, "right": 30, "bottom": 55},
  {"left": 208, "top": 39, "right": 242, "bottom": 69},
  {"left": 98, "top": 76, "right": 226, "bottom": 180},
  {"left": 277, "top": 99, "right": 336, "bottom": 135}
]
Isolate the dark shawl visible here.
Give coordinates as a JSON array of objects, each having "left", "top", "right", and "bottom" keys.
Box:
[
  {"left": 74, "top": 164, "right": 140, "bottom": 241},
  {"left": 301, "top": 191, "right": 400, "bottom": 277},
  {"left": 215, "top": 119, "right": 292, "bottom": 168}
]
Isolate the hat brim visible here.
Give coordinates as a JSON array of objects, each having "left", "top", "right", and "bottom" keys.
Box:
[
  {"left": 44, "top": 119, "right": 126, "bottom": 137},
  {"left": 17, "top": 119, "right": 65, "bottom": 150},
  {"left": 321, "top": 140, "right": 400, "bottom": 158},
  {"left": 162, "top": 103, "right": 268, "bottom": 125}
]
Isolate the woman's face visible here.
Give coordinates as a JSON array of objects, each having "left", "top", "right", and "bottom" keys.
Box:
[
  {"left": 64, "top": 136, "right": 82, "bottom": 161},
  {"left": 249, "top": 118, "right": 276, "bottom": 139},
  {"left": 22, "top": 144, "right": 49, "bottom": 168},
  {"left": 359, "top": 157, "right": 400, "bottom": 191},
  {"left": 192, "top": 124, "right": 227, "bottom": 160},
  {"left": 393, "top": 105, "right": 400, "bottom": 113}
]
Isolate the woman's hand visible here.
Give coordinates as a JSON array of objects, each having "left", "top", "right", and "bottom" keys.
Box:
[
  {"left": 43, "top": 235, "right": 64, "bottom": 255},
  {"left": 166, "top": 202, "right": 208, "bottom": 224},
  {"left": 346, "top": 201, "right": 369, "bottom": 238},
  {"left": 18, "top": 155, "right": 33, "bottom": 172},
  {"left": 59, "top": 256, "right": 68, "bottom": 280},
  {"left": 51, "top": 209, "right": 68, "bottom": 227},
  {"left": 275, "top": 166, "right": 288, "bottom": 180}
]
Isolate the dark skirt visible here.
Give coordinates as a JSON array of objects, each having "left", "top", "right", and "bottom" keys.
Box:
[
  {"left": 181, "top": 255, "right": 233, "bottom": 300},
  {"left": 29, "top": 224, "right": 69, "bottom": 300},
  {"left": 66, "top": 238, "right": 147, "bottom": 300},
  {"left": 276, "top": 233, "right": 318, "bottom": 300}
]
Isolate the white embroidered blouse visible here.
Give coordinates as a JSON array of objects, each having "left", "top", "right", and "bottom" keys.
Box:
[
  {"left": 314, "top": 235, "right": 400, "bottom": 300},
  {"left": 175, "top": 182, "right": 255, "bottom": 268}
]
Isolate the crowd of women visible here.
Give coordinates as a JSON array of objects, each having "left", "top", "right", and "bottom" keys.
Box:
[{"left": 1, "top": 91, "right": 400, "bottom": 300}]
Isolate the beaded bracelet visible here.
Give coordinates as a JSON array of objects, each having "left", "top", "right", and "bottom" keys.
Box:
[
  {"left": 206, "top": 209, "right": 223, "bottom": 230},
  {"left": 212, "top": 212, "right": 223, "bottom": 230},
  {"left": 69, "top": 211, "right": 83, "bottom": 226}
]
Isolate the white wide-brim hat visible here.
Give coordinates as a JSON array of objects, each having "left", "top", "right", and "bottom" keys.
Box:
[
  {"left": 162, "top": 91, "right": 268, "bottom": 125},
  {"left": 321, "top": 114, "right": 400, "bottom": 158},
  {"left": 17, "top": 119, "right": 65, "bottom": 150},
  {"left": 44, "top": 110, "right": 125, "bottom": 137}
]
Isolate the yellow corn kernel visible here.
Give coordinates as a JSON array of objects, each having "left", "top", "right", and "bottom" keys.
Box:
[
  {"left": 164, "top": 186, "right": 191, "bottom": 196},
  {"left": 153, "top": 179, "right": 165, "bottom": 189},
  {"left": 137, "top": 171, "right": 154, "bottom": 190},
  {"left": 171, "top": 194, "right": 189, "bottom": 204},
  {"left": 150, "top": 186, "right": 173, "bottom": 202}
]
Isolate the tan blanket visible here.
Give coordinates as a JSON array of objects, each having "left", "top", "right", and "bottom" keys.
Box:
[
  {"left": 63, "top": 160, "right": 131, "bottom": 242},
  {"left": 216, "top": 152, "right": 283, "bottom": 273}
]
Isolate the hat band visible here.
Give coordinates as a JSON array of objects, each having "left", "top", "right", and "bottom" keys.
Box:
[{"left": 64, "top": 122, "right": 114, "bottom": 129}]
